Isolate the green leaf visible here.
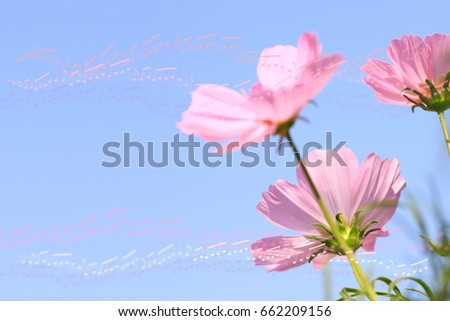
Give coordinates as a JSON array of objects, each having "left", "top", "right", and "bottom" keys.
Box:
[
  {"left": 358, "top": 220, "right": 378, "bottom": 238},
  {"left": 363, "top": 228, "right": 381, "bottom": 238},
  {"left": 374, "top": 276, "right": 435, "bottom": 301},
  {"left": 425, "top": 79, "right": 441, "bottom": 99},
  {"left": 389, "top": 277, "right": 436, "bottom": 301},
  {"left": 311, "top": 223, "right": 334, "bottom": 236},
  {"left": 421, "top": 235, "right": 450, "bottom": 257},
  {"left": 372, "top": 276, "right": 408, "bottom": 301},
  {"left": 405, "top": 288, "right": 428, "bottom": 298},
  {"left": 338, "top": 287, "right": 360, "bottom": 301}
]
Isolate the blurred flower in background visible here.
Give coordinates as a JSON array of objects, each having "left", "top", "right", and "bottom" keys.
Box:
[
  {"left": 362, "top": 34, "right": 450, "bottom": 155},
  {"left": 177, "top": 33, "right": 343, "bottom": 147}
]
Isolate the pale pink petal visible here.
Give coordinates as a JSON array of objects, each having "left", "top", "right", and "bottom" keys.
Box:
[
  {"left": 294, "top": 54, "right": 344, "bottom": 96},
  {"left": 425, "top": 33, "right": 450, "bottom": 83},
  {"left": 247, "top": 83, "right": 278, "bottom": 120},
  {"left": 257, "top": 180, "right": 327, "bottom": 235},
  {"left": 350, "top": 154, "right": 406, "bottom": 228},
  {"left": 237, "top": 121, "right": 276, "bottom": 143},
  {"left": 268, "top": 54, "right": 343, "bottom": 121},
  {"left": 251, "top": 236, "right": 325, "bottom": 272},
  {"left": 312, "top": 253, "right": 336, "bottom": 269},
  {"left": 179, "top": 34, "right": 342, "bottom": 144},
  {"left": 248, "top": 80, "right": 309, "bottom": 123},
  {"left": 183, "top": 84, "right": 251, "bottom": 116},
  {"left": 361, "top": 228, "right": 389, "bottom": 252},
  {"left": 219, "top": 121, "right": 276, "bottom": 153},
  {"left": 177, "top": 85, "right": 258, "bottom": 141},
  {"left": 296, "top": 146, "right": 360, "bottom": 221},
  {"left": 257, "top": 32, "right": 341, "bottom": 93},
  {"left": 257, "top": 44, "right": 298, "bottom": 91},
  {"left": 387, "top": 35, "right": 432, "bottom": 89},
  {"left": 296, "top": 32, "right": 322, "bottom": 68},
  {"left": 267, "top": 86, "right": 310, "bottom": 121},
  {"left": 178, "top": 112, "right": 258, "bottom": 141},
  {"left": 362, "top": 59, "right": 409, "bottom": 105}
]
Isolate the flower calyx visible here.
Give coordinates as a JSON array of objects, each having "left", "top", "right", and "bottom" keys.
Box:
[
  {"left": 402, "top": 71, "right": 450, "bottom": 113},
  {"left": 306, "top": 211, "right": 380, "bottom": 259}
]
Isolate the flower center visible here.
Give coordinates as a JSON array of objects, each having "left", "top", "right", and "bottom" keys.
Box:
[
  {"left": 402, "top": 71, "right": 450, "bottom": 113},
  {"left": 306, "top": 211, "right": 380, "bottom": 258},
  {"left": 274, "top": 117, "right": 296, "bottom": 137}
]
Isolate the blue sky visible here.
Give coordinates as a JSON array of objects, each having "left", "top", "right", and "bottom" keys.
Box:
[{"left": 0, "top": 0, "right": 448, "bottom": 300}]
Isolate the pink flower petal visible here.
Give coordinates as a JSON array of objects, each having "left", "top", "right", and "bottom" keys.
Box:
[
  {"left": 271, "top": 54, "right": 343, "bottom": 120},
  {"left": 363, "top": 33, "right": 450, "bottom": 107},
  {"left": 361, "top": 228, "right": 389, "bottom": 252},
  {"left": 312, "top": 253, "right": 336, "bottom": 269},
  {"left": 296, "top": 32, "right": 322, "bottom": 67},
  {"left": 425, "top": 33, "right": 450, "bottom": 84},
  {"left": 257, "top": 44, "right": 298, "bottom": 91},
  {"left": 178, "top": 113, "right": 258, "bottom": 141},
  {"left": 387, "top": 35, "right": 432, "bottom": 89},
  {"left": 256, "top": 32, "right": 341, "bottom": 94},
  {"left": 350, "top": 154, "right": 406, "bottom": 228},
  {"left": 251, "top": 52, "right": 343, "bottom": 123},
  {"left": 183, "top": 84, "right": 251, "bottom": 117},
  {"left": 177, "top": 84, "right": 259, "bottom": 141},
  {"left": 362, "top": 59, "right": 409, "bottom": 105},
  {"left": 253, "top": 147, "right": 406, "bottom": 272},
  {"left": 251, "top": 236, "right": 325, "bottom": 272},
  {"left": 296, "top": 146, "right": 361, "bottom": 221},
  {"left": 296, "top": 54, "right": 344, "bottom": 93},
  {"left": 257, "top": 180, "right": 327, "bottom": 235},
  {"left": 179, "top": 33, "right": 342, "bottom": 145},
  {"left": 219, "top": 121, "right": 276, "bottom": 153}
]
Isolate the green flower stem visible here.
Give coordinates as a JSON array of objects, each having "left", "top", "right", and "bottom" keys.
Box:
[
  {"left": 285, "top": 131, "right": 378, "bottom": 301},
  {"left": 438, "top": 111, "right": 450, "bottom": 156}
]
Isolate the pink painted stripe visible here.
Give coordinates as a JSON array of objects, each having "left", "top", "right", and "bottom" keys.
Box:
[
  {"left": 196, "top": 33, "right": 216, "bottom": 40},
  {"left": 84, "top": 63, "right": 104, "bottom": 73},
  {"left": 34, "top": 72, "right": 49, "bottom": 82},
  {"left": 101, "top": 44, "right": 114, "bottom": 57},
  {"left": 232, "top": 79, "right": 251, "bottom": 88},
  {"left": 109, "top": 58, "right": 130, "bottom": 67},
  {"left": 143, "top": 33, "right": 161, "bottom": 46},
  {"left": 366, "top": 47, "right": 382, "bottom": 58},
  {"left": 12, "top": 224, "right": 34, "bottom": 235},
  {"left": 69, "top": 70, "right": 80, "bottom": 77},
  {"left": 156, "top": 67, "right": 177, "bottom": 72},
  {"left": 104, "top": 207, "right": 124, "bottom": 218},
  {"left": 78, "top": 214, "right": 98, "bottom": 227},
  {"left": 84, "top": 55, "right": 97, "bottom": 66},
  {"left": 207, "top": 241, "right": 226, "bottom": 249},
  {"left": 221, "top": 36, "right": 243, "bottom": 40}
]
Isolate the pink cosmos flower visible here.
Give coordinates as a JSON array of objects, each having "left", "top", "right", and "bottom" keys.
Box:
[
  {"left": 177, "top": 33, "right": 343, "bottom": 145},
  {"left": 362, "top": 34, "right": 450, "bottom": 111},
  {"left": 251, "top": 147, "right": 406, "bottom": 272}
]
